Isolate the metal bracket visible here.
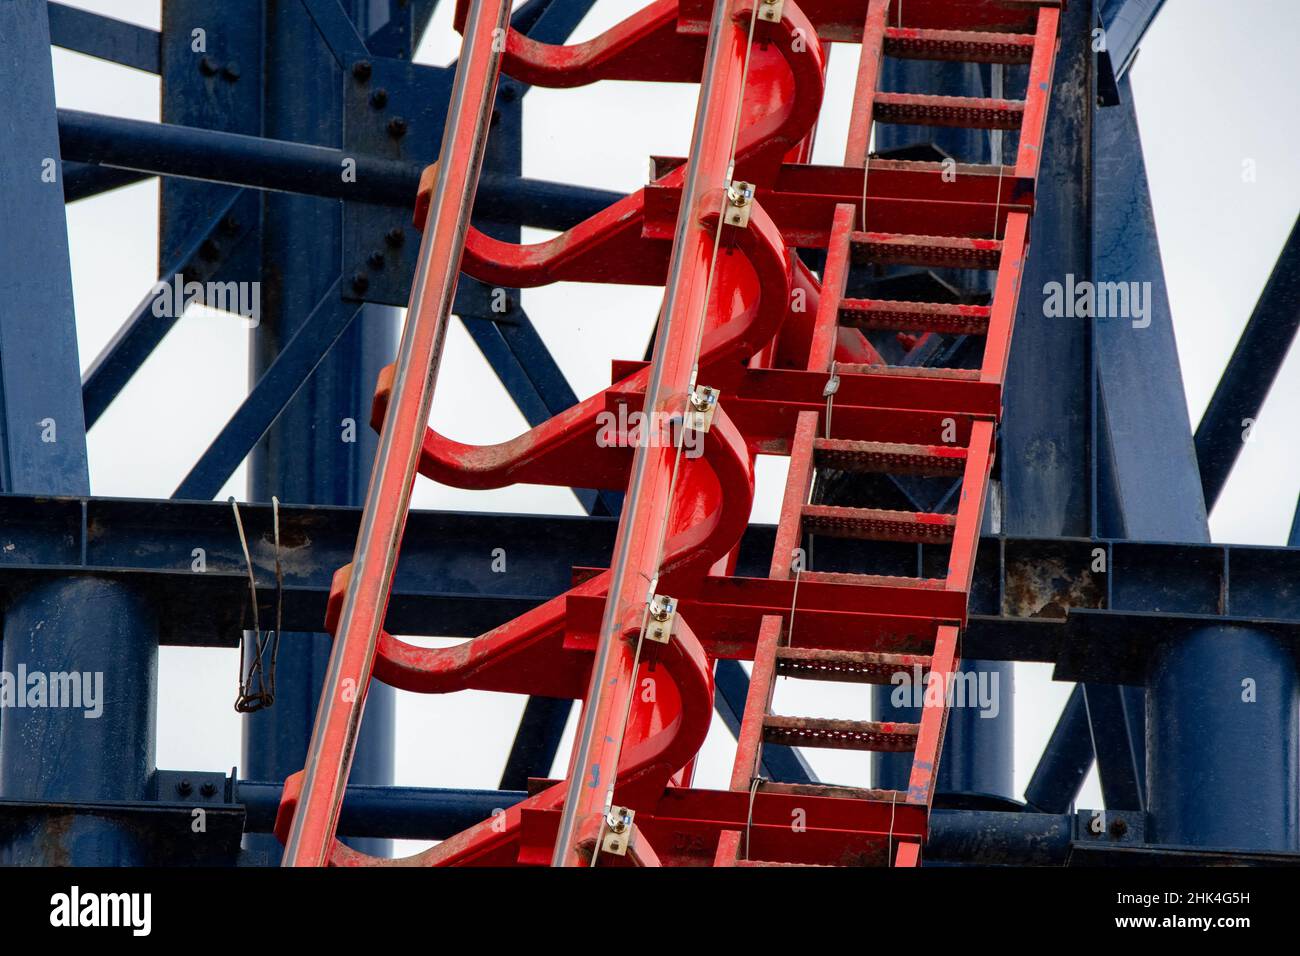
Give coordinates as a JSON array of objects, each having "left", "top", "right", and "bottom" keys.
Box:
[
  {"left": 686, "top": 385, "right": 719, "bottom": 433},
  {"left": 723, "top": 180, "right": 755, "bottom": 228},
  {"left": 758, "top": 0, "right": 785, "bottom": 23},
  {"left": 647, "top": 594, "right": 678, "bottom": 644},
  {"left": 342, "top": 55, "right": 455, "bottom": 305},
  {"left": 601, "top": 805, "right": 635, "bottom": 856}
]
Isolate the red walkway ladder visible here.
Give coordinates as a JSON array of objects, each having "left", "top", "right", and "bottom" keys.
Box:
[{"left": 717, "top": 0, "right": 1060, "bottom": 868}]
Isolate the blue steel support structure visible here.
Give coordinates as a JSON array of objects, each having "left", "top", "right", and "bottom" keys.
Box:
[
  {"left": 1021, "top": 2, "right": 1299, "bottom": 850},
  {"left": 1, "top": 0, "right": 1297, "bottom": 866},
  {"left": 237, "top": 0, "right": 406, "bottom": 862},
  {"left": 0, "top": 2, "right": 158, "bottom": 865}
]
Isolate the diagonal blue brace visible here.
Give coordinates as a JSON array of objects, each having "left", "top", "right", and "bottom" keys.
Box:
[
  {"left": 300, "top": 0, "right": 370, "bottom": 67},
  {"left": 47, "top": 1, "right": 160, "bottom": 74},
  {"left": 173, "top": 277, "right": 361, "bottom": 500},
  {"left": 82, "top": 190, "right": 258, "bottom": 428},
  {"left": 1194, "top": 214, "right": 1300, "bottom": 512}
]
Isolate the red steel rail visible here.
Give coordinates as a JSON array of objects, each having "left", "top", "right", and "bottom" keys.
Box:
[
  {"left": 548, "top": 0, "right": 757, "bottom": 866},
  {"left": 278, "top": 0, "right": 511, "bottom": 866}
]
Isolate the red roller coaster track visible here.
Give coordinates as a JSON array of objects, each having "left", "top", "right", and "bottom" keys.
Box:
[{"left": 276, "top": 0, "right": 1061, "bottom": 867}]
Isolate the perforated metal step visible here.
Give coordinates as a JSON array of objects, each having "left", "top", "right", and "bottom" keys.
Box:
[
  {"left": 762, "top": 715, "right": 920, "bottom": 752},
  {"left": 801, "top": 504, "right": 957, "bottom": 543}
]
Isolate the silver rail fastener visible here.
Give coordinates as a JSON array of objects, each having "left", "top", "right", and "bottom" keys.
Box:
[
  {"left": 647, "top": 594, "right": 678, "bottom": 644},
  {"left": 724, "top": 180, "right": 755, "bottom": 228},
  {"left": 687, "top": 385, "right": 719, "bottom": 433},
  {"left": 602, "top": 805, "right": 636, "bottom": 856}
]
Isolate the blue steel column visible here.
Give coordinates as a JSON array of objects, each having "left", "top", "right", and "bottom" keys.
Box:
[
  {"left": 239, "top": 0, "right": 397, "bottom": 862},
  {"left": 1147, "top": 626, "right": 1298, "bottom": 848},
  {"left": 0, "top": 1, "right": 158, "bottom": 864},
  {"left": 1089, "top": 50, "right": 1298, "bottom": 846}
]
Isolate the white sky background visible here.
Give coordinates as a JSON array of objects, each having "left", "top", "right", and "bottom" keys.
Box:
[{"left": 51, "top": 0, "right": 1300, "bottom": 830}]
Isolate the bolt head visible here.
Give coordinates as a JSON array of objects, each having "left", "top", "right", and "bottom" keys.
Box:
[
  {"left": 198, "top": 55, "right": 219, "bottom": 76},
  {"left": 387, "top": 116, "right": 409, "bottom": 139},
  {"left": 367, "top": 250, "right": 385, "bottom": 270},
  {"left": 385, "top": 227, "right": 406, "bottom": 247},
  {"left": 176, "top": 779, "right": 193, "bottom": 796},
  {"left": 369, "top": 88, "right": 389, "bottom": 109},
  {"left": 351, "top": 60, "right": 373, "bottom": 82},
  {"left": 351, "top": 272, "right": 370, "bottom": 294},
  {"left": 222, "top": 61, "right": 242, "bottom": 81}
]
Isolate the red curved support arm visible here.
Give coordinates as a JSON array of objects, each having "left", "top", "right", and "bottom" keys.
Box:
[
  {"left": 503, "top": 0, "right": 706, "bottom": 87},
  {"left": 275, "top": 526, "right": 719, "bottom": 867},
  {"left": 730, "top": 0, "right": 826, "bottom": 179},
  {"left": 421, "top": 0, "right": 825, "bottom": 291},
  {"left": 360, "top": 404, "right": 754, "bottom": 697},
  {"left": 387, "top": 199, "right": 791, "bottom": 494}
]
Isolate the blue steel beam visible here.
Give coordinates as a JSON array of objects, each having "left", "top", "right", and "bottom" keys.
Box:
[
  {"left": 1096, "top": 71, "right": 1296, "bottom": 849},
  {"left": 56, "top": 109, "right": 622, "bottom": 231},
  {"left": 62, "top": 163, "right": 149, "bottom": 201},
  {"left": 1085, "top": 66, "right": 1216, "bottom": 811},
  {"left": 82, "top": 189, "right": 258, "bottom": 428},
  {"left": 236, "top": 0, "right": 400, "bottom": 862},
  {"left": 1093, "top": 88, "right": 1209, "bottom": 542},
  {"left": 1013, "top": 1, "right": 1153, "bottom": 815},
  {"left": 1080, "top": 684, "right": 1143, "bottom": 812},
  {"left": 459, "top": 303, "right": 619, "bottom": 516},
  {"left": 1023, "top": 687, "right": 1093, "bottom": 813},
  {"left": 47, "top": 1, "right": 160, "bottom": 74},
  {"left": 172, "top": 278, "right": 361, "bottom": 501},
  {"left": 1099, "top": 0, "right": 1166, "bottom": 80},
  {"left": 5, "top": 495, "right": 1300, "bottom": 650},
  {"left": 0, "top": 0, "right": 157, "bottom": 867},
  {"left": 300, "top": 0, "right": 371, "bottom": 67},
  {"left": 498, "top": 698, "right": 573, "bottom": 791},
  {"left": 1194, "top": 214, "right": 1300, "bottom": 512},
  {"left": 366, "top": 0, "right": 439, "bottom": 59}
]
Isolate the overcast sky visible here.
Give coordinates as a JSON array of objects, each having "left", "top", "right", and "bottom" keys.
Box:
[{"left": 50, "top": 0, "right": 1300, "bottom": 840}]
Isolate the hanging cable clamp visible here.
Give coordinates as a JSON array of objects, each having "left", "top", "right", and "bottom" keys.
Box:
[
  {"left": 723, "top": 180, "right": 755, "bottom": 228},
  {"left": 647, "top": 594, "right": 678, "bottom": 644},
  {"left": 758, "top": 0, "right": 784, "bottom": 23},
  {"left": 822, "top": 363, "right": 840, "bottom": 438},
  {"left": 686, "top": 385, "right": 719, "bottom": 433},
  {"left": 602, "top": 806, "right": 635, "bottom": 856}
]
